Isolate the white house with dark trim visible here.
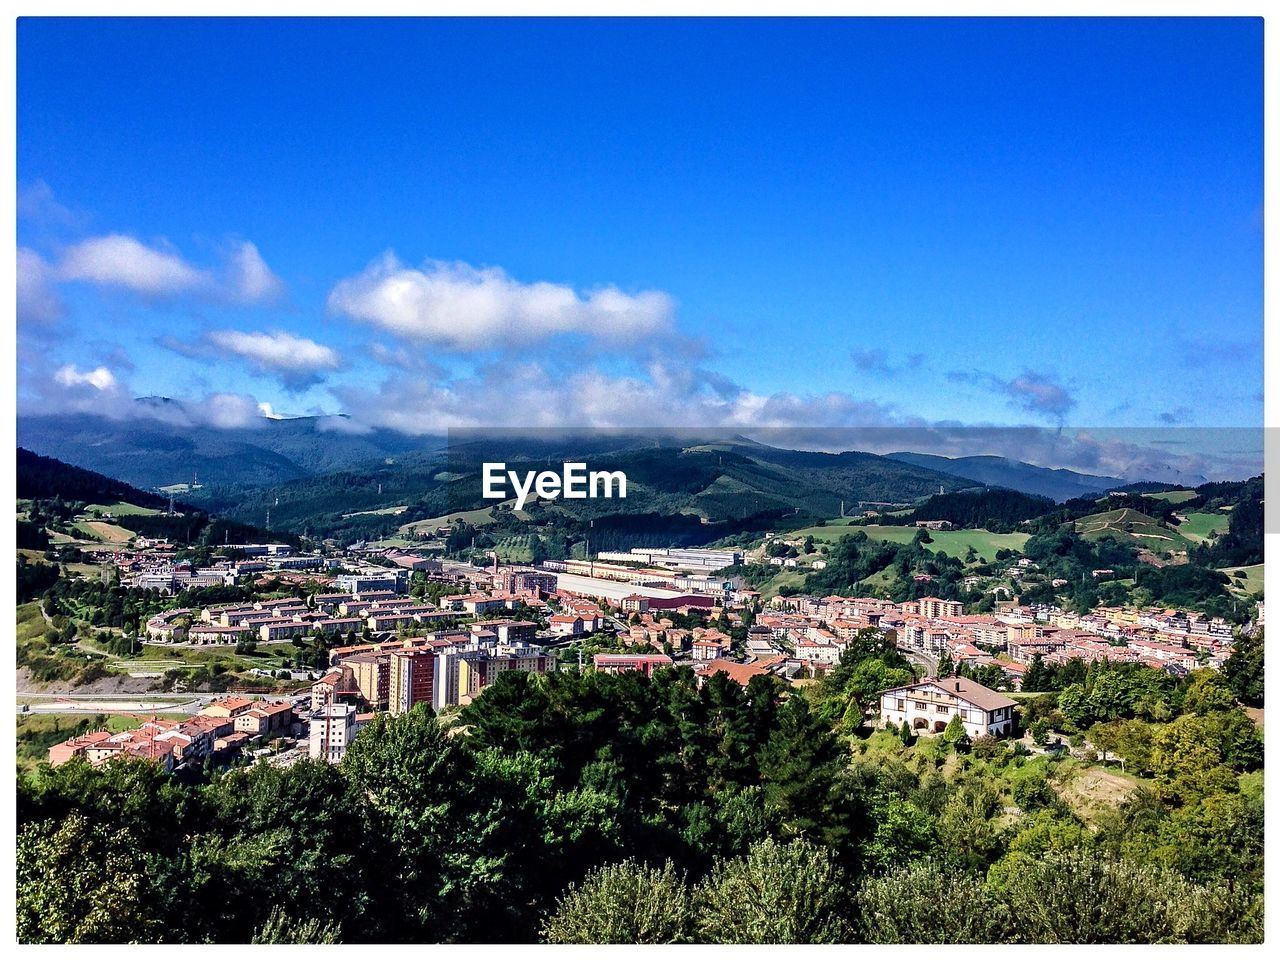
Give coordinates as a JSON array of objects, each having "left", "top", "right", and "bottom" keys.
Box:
[{"left": 879, "top": 676, "right": 1018, "bottom": 738}]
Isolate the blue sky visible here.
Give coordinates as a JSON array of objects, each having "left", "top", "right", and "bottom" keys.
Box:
[{"left": 16, "top": 18, "right": 1264, "bottom": 477}]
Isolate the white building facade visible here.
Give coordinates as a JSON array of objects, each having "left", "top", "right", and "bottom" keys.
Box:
[
  {"left": 879, "top": 676, "right": 1018, "bottom": 738},
  {"left": 308, "top": 703, "right": 362, "bottom": 763}
]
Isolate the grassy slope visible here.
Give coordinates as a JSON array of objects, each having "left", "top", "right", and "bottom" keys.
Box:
[
  {"left": 399, "top": 504, "right": 504, "bottom": 535},
  {"left": 1143, "top": 489, "right": 1198, "bottom": 504},
  {"left": 1175, "top": 511, "right": 1230, "bottom": 543},
  {"left": 1219, "top": 563, "right": 1265, "bottom": 596},
  {"left": 85, "top": 501, "right": 163, "bottom": 517},
  {"left": 72, "top": 520, "right": 135, "bottom": 544},
  {"left": 1075, "top": 508, "right": 1192, "bottom": 551},
  {"left": 787, "top": 521, "right": 1029, "bottom": 562}
]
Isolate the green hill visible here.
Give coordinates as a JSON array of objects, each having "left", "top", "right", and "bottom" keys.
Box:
[
  {"left": 784, "top": 521, "right": 1029, "bottom": 562},
  {"left": 192, "top": 435, "right": 978, "bottom": 544},
  {"left": 1074, "top": 508, "right": 1193, "bottom": 552},
  {"left": 17, "top": 449, "right": 296, "bottom": 550}
]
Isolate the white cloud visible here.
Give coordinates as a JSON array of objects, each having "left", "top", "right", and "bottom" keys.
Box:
[
  {"left": 199, "top": 392, "right": 268, "bottom": 429},
  {"left": 207, "top": 329, "right": 340, "bottom": 374},
  {"left": 51, "top": 233, "right": 283, "bottom": 303},
  {"left": 331, "top": 358, "right": 904, "bottom": 436},
  {"left": 328, "top": 253, "right": 675, "bottom": 350},
  {"left": 59, "top": 234, "right": 210, "bottom": 294},
  {"left": 226, "top": 241, "right": 285, "bottom": 302},
  {"left": 17, "top": 180, "right": 85, "bottom": 228},
  {"left": 17, "top": 248, "right": 63, "bottom": 325},
  {"left": 54, "top": 364, "right": 119, "bottom": 391}
]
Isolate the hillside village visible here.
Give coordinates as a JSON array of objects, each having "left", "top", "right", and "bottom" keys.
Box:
[
  {"left": 16, "top": 449, "right": 1265, "bottom": 946},
  {"left": 24, "top": 480, "right": 1261, "bottom": 771}
]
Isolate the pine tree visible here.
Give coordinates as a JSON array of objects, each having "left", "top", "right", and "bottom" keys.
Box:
[
  {"left": 936, "top": 649, "right": 955, "bottom": 678},
  {"left": 759, "top": 696, "right": 851, "bottom": 848},
  {"left": 1023, "top": 654, "right": 1050, "bottom": 692}
]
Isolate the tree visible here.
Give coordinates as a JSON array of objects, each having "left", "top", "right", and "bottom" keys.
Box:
[
  {"left": 541, "top": 860, "right": 693, "bottom": 944},
  {"left": 1090, "top": 720, "right": 1123, "bottom": 765},
  {"left": 758, "top": 696, "right": 851, "bottom": 847},
  {"left": 1022, "top": 654, "right": 1051, "bottom": 692},
  {"left": 1180, "top": 670, "right": 1237, "bottom": 715},
  {"left": 1221, "top": 629, "right": 1263, "bottom": 706},
  {"left": 1030, "top": 718, "right": 1050, "bottom": 746},
  {"left": 696, "top": 839, "right": 852, "bottom": 943},
  {"left": 340, "top": 705, "right": 536, "bottom": 941},
  {"left": 17, "top": 814, "right": 162, "bottom": 943},
  {"left": 858, "top": 859, "right": 1010, "bottom": 943},
  {"left": 998, "top": 850, "right": 1260, "bottom": 943},
  {"left": 936, "top": 649, "right": 954, "bottom": 678},
  {"left": 941, "top": 713, "right": 968, "bottom": 746},
  {"left": 251, "top": 906, "right": 342, "bottom": 944}
]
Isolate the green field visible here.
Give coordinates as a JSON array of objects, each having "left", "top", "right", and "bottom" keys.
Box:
[
  {"left": 85, "top": 501, "right": 162, "bottom": 517},
  {"left": 1176, "top": 511, "right": 1230, "bottom": 543},
  {"left": 757, "top": 568, "right": 810, "bottom": 600},
  {"left": 71, "top": 520, "right": 136, "bottom": 544},
  {"left": 343, "top": 504, "right": 409, "bottom": 518},
  {"left": 1143, "top": 489, "right": 1198, "bottom": 504},
  {"left": 1220, "top": 563, "right": 1264, "bottom": 596},
  {"left": 785, "top": 522, "right": 1029, "bottom": 562},
  {"left": 17, "top": 601, "right": 48, "bottom": 649},
  {"left": 1075, "top": 509, "right": 1191, "bottom": 551},
  {"left": 401, "top": 504, "right": 503, "bottom": 535}
]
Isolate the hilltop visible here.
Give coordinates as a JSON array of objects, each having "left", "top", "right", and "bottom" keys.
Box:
[{"left": 1073, "top": 507, "right": 1195, "bottom": 553}]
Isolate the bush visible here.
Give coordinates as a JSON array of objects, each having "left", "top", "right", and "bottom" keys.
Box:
[
  {"left": 696, "top": 839, "right": 852, "bottom": 943},
  {"left": 542, "top": 860, "right": 693, "bottom": 944},
  {"left": 859, "top": 859, "right": 1011, "bottom": 943},
  {"left": 998, "top": 851, "right": 1261, "bottom": 943}
]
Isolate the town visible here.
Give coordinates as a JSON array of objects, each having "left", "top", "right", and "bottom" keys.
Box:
[{"left": 41, "top": 532, "right": 1258, "bottom": 772}]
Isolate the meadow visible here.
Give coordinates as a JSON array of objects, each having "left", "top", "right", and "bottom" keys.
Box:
[{"left": 787, "top": 521, "right": 1029, "bottom": 562}]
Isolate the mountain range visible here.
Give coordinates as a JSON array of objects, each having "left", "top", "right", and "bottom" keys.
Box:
[
  {"left": 16, "top": 410, "right": 1161, "bottom": 546},
  {"left": 885, "top": 452, "right": 1127, "bottom": 502}
]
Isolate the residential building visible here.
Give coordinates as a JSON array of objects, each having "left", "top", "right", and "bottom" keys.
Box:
[
  {"left": 309, "top": 703, "right": 364, "bottom": 763},
  {"left": 389, "top": 649, "right": 438, "bottom": 715},
  {"left": 592, "top": 653, "right": 673, "bottom": 676},
  {"left": 879, "top": 676, "right": 1018, "bottom": 738}
]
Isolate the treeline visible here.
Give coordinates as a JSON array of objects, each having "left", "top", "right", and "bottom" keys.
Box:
[
  {"left": 18, "top": 448, "right": 173, "bottom": 510},
  {"left": 444, "top": 507, "right": 794, "bottom": 562},
  {"left": 897, "top": 488, "right": 1054, "bottom": 533},
  {"left": 1193, "top": 476, "right": 1263, "bottom": 568}
]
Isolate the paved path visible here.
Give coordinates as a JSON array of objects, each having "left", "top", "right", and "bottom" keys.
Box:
[{"left": 899, "top": 645, "right": 939, "bottom": 676}]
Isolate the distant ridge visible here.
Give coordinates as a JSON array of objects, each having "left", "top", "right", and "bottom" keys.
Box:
[{"left": 885, "top": 452, "right": 1126, "bottom": 502}]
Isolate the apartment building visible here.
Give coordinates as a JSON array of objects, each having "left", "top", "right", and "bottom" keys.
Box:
[{"left": 389, "top": 649, "right": 438, "bottom": 715}]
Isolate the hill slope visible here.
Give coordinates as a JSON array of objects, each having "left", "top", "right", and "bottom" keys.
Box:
[
  {"left": 191, "top": 435, "right": 977, "bottom": 543},
  {"left": 17, "top": 409, "right": 428, "bottom": 490},
  {"left": 1073, "top": 507, "right": 1193, "bottom": 552},
  {"left": 17, "top": 448, "right": 297, "bottom": 549},
  {"left": 886, "top": 452, "right": 1125, "bottom": 501},
  {"left": 18, "top": 447, "right": 178, "bottom": 510}
]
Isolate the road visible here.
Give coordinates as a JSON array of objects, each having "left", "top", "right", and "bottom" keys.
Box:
[
  {"left": 16, "top": 691, "right": 302, "bottom": 717},
  {"left": 899, "top": 645, "right": 939, "bottom": 676}
]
